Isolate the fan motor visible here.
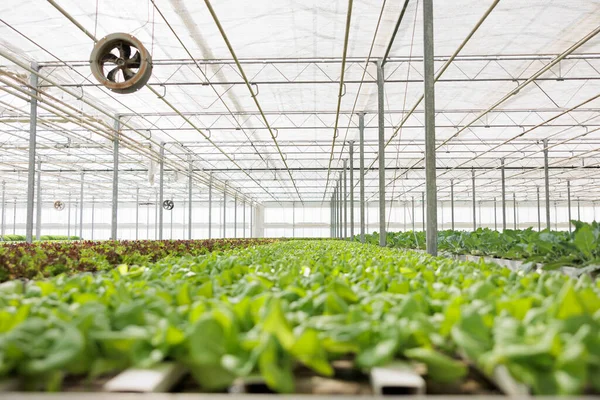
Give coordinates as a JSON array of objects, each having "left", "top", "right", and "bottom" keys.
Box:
[{"left": 90, "top": 33, "right": 153, "bottom": 94}]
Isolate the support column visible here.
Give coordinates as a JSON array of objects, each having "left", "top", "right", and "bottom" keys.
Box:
[
  {"left": 135, "top": 188, "right": 139, "bottom": 240},
  {"left": 158, "top": 142, "right": 165, "bottom": 240},
  {"left": 513, "top": 193, "right": 517, "bottom": 230},
  {"left": 537, "top": 186, "right": 541, "bottom": 231},
  {"left": 412, "top": 196, "right": 415, "bottom": 231},
  {"left": 376, "top": 59, "right": 386, "bottom": 247},
  {"left": 154, "top": 192, "right": 158, "bottom": 240},
  {"left": 1, "top": 181, "right": 5, "bottom": 240},
  {"left": 577, "top": 197, "right": 581, "bottom": 221},
  {"left": 91, "top": 197, "right": 95, "bottom": 240},
  {"left": 250, "top": 203, "right": 254, "bottom": 237},
  {"left": 333, "top": 190, "right": 337, "bottom": 238},
  {"left": 359, "top": 113, "right": 366, "bottom": 243},
  {"left": 188, "top": 162, "right": 193, "bottom": 240},
  {"left": 234, "top": 196, "right": 238, "bottom": 238},
  {"left": 343, "top": 159, "right": 348, "bottom": 239},
  {"left": 422, "top": 191, "right": 425, "bottom": 231},
  {"left": 26, "top": 62, "right": 39, "bottom": 244},
  {"left": 494, "top": 198, "right": 497, "bottom": 230},
  {"left": 208, "top": 174, "right": 212, "bottom": 239},
  {"left": 67, "top": 194, "right": 71, "bottom": 239},
  {"left": 472, "top": 169, "right": 476, "bottom": 231},
  {"left": 543, "top": 139, "right": 551, "bottom": 230},
  {"left": 12, "top": 199, "right": 16, "bottom": 235},
  {"left": 567, "top": 181, "right": 572, "bottom": 233},
  {"left": 111, "top": 117, "right": 120, "bottom": 240},
  {"left": 292, "top": 202, "right": 296, "bottom": 238},
  {"left": 35, "top": 161, "right": 42, "bottom": 240},
  {"left": 450, "top": 180, "right": 455, "bottom": 230},
  {"left": 223, "top": 184, "right": 227, "bottom": 238},
  {"left": 243, "top": 201, "right": 246, "bottom": 238},
  {"left": 79, "top": 172, "right": 84, "bottom": 239},
  {"left": 501, "top": 158, "right": 506, "bottom": 230},
  {"left": 423, "top": 0, "right": 438, "bottom": 254},
  {"left": 349, "top": 141, "right": 355, "bottom": 238}
]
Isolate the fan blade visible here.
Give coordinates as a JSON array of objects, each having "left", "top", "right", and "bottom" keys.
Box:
[
  {"left": 117, "top": 42, "right": 131, "bottom": 60},
  {"left": 122, "top": 68, "right": 136, "bottom": 81},
  {"left": 107, "top": 66, "right": 121, "bottom": 82},
  {"left": 127, "top": 51, "right": 141, "bottom": 68},
  {"left": 101, "top": 53, "right": 118, "bottom": 64}
]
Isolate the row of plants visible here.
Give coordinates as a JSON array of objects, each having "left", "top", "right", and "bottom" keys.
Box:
[
  {"left": 359, "top": 221, "right": 600, "bottom": 270},
  {"left": 0, "top": 240, "right": 598, "bottom": 394},
  {"left": 0, "top": 238, "right": 277, "bottom": 282},
  {"left": 0, "top": 235, "right": 81, "bottom": 242}
]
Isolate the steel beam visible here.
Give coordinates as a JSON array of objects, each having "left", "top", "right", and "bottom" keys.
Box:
[
  {"left": 537, "top": 186, "right": 541, "bottom": 231},
  {"left": 223, "top": 184, "right": 227, "bottom": 238},
  {"left": 513, "top": 192, "right": 517, "bottom": 230},
  {"left": 209, "top": 174, "right": 212, "bottom": 239},
  {"left": 377, "top": 59, "right": 386, "bottom": 247},
  {"left": 423, "top": 0, "right": 437, "bottom": 254},
  {"left": 577, "top": 197, "right": 581, "bottom": 221},
  {"left": 188, "top": 162, "right": 193, "bottom": 240},
  {"left": 26, "top": 62, "right": 39, "bottom": 244},
  {"left": 412, "top": 197, "right": 415, "bottom": 231},
  {"left": 472, "top": 169, "right": 476, "bottom": 231},
  {"left": 35, "top": 161, "right": 42, "bottom": 240},
  {"left": 243, "top": 201, "right": 246, "bottom": 238},
  {"left": 359, "top": 113, "right": 366, "bottom": 243},
  {"left": 12, "top": 199, "right": 16, "bottom": 235},
  {"left": 567, "top": 180, "right": 572, "bottom": 233},
  {"left": 450, "top": 180, "right": 455, "bottom": 230},
  {"left": 111, "top": 117, "right": 120, "bottom": 240},
  {"left": 135, "top": 188, "right": 139, "bottom": 240},
  {"left": 349, "top": 141, "right": 355, "bottom": 238},
  {"left": 501, "top": 158, "right": 506, "bottom": 230},
  {"left": 158, "top": 142, "right": 165, "bottom": 240},
  {"left": 79, "top": 172, "right": 84, "bottom": 239},
  {"left": 343, "top": 159, "right": 348, "bottom": 239},
  {"left": 543, "top": 139, "right": 551, "bottom": 230},
  {"left": 422, "top": 192, "right": 425, "bottom": 231},
  {"left": 234, "top": 196, "right": 238, "bottom": 238},
  {"left": 91, "top": 197, "right": 95, "bottom": 240},
  {"left": 1, "top": 182, "right": 5, "bottom": 240},
  {"left": 494, "top": 197, "right": 497, "bottom": 230}
]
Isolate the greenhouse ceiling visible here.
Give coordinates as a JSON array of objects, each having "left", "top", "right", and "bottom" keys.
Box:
[{"left": 0, "top": 0, "right": 599, "bottom": 205}]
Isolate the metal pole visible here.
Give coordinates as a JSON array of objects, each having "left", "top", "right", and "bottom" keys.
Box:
[
  {"left": 376, "top": 59, "right": 386, "bottom": 247},
  {"left": 501, "top": 158, "right": 506, "bottom": 230},
  {"left": 188, "top": 162, "right": 193, "bottom": 240},
  {"left": 158, "top": 142, "right": 165, "bottom": 240},
  {"left": 450, "top": 180, "right": 455, "bottom": 230},
  {"left": 26, "top": 62, "right": 39, "bottom": 244},
  {"left": 135, "top": 188, "right": 139, "bottom": 240},
  {"left": 234, "top": 196, "right": 238, "bottom": 238},
  {"left": 554, "top": 201, "right": 558, "bottom": 230},
  {"left": 250, "top": 203, "right": 253, "bottom": 238},
  {"left": 343, "top": 159, "right": 348, "bottom": 239},
  {"left": 359, "top": 113, "right": 366, "bottom": 243},
  {"left": 0, "top": 182, "right": 5, "bottom": 240},
  {"left": 208, "top": 174, "right": 212, "bottom": 239},
  {"left": 223, "top": 184, "right": 227, "bottom": 238},
  {"left": 339, "top": 179, "right": 343, "bottom": 238},
  {"left": 79, "top": 172, "right": 84, "bottom": 239},
  {"left": 146, "top": 199, "right": 150, "bottom": 239},
  {"left": 423, "top": 0, "right": 438, "bottom": 254},
  {"left": 35, "top": 161, "right": 42, "bottom": 240},
  {"left": 111, "top": 117, "right": 120, "bottom": 240},
  {"left": 73, "top": 201, "right": 78, "bottom": 241},
  {"left": 494, "top": 198, "right": 497, "bottom": 230},
  {"left": 543, "top": 139, "right": 551, "bottom": 230},
  {"left": 537, "top": 186, "right": 541, "bottom": 231},
  {"left": 154, "top": 192, "right": 158, "bottom": 240},
  {"left": 422, "top": 191, "right": 425, "bottom": 231},
  {"left": 12, "top": 199, "right": 16, "bottom": 235},
  {"left": 472, "top": 169, "right": 476, "bottom": 231},
  {"left": 333, "top": 190, "right": 337, "bottom": 237},
  {"left": 412, "top": 196, "right": 415, "bottom": 231},
  {"left": 577, "top": 197, "right": 581, "bottom": 221},
  {"left": 348, "top": 141, "right": 355, "bottom": 238},
  {"left": 513, "top": 193, "right": 517, "bottom": 230},
  {"left": 170, "top": 205, "right": 173, "bottom": 239},
  {"left": 292, "top": 201, "right": 295, "bottom": 238},
  {"left": 567, "top": 181, "right": 572, "bottom": 233},
  {"left": 67, "top": 194, "right": 71, "bottom": 239},
  {"left": 243, "top": 201, "right": 246, "bottom": 238},
  {"left": 91, "top": 197, "right": 95, "bottom": 240}
]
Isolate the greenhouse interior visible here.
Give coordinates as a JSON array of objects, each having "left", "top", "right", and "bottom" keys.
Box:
[{"left": 1, "top": 0, "right": 600, "bottom": 397}]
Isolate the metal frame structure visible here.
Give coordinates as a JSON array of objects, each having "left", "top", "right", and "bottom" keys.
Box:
[{"left": 0, "top": 0, "right": 599, "bottom": 244}]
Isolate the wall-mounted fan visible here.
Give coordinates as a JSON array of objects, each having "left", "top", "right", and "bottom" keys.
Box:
[
  {"left": 54, "top": 201, "right": 65, "bottom": 211},
  {"left": 90, "top": 33, "right": 153, "bottom": 94},
  {"left": 162, "top": 200, "right": 174, "bottom": 210}
]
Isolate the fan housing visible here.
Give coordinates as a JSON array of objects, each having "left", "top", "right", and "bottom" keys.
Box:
[{"left": 90, "top": 33, "right": 152, "bottom": 94}]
